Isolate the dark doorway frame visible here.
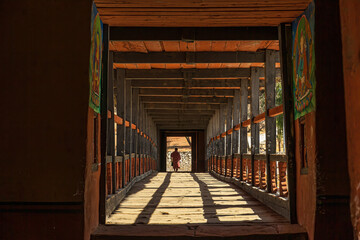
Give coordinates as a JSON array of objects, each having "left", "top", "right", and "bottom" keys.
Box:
[
  {"left": 160, "top": 130, "right": 205, "bottom": 173},
  {"left": 165, "top": 135, "right": 193, "bottom": 172}
]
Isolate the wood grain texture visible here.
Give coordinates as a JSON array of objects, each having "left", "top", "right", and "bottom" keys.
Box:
[
  {"left": 95, "top": 0, "right": 311, "bottom": 27},
  {"left": 107, "top": 172, "right": 289, "bottom": 225}
]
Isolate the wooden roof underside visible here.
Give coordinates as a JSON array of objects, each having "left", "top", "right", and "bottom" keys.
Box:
[
  {"left": 111, "top": 40, "right": 280, "bottom": 70},
  {"left": 97, "top": 0, "right": 311, "bottom": 129},
  {"left": 95, "top": 0, "right": 312, "bottom": 27}
]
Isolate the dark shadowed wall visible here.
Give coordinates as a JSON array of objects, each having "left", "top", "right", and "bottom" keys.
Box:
[
  {"left": 340, "top": 0, "right": 360, "bottom": 238},
  {"left": 0, "top": 0, "right": 93, "bottom": 239}
]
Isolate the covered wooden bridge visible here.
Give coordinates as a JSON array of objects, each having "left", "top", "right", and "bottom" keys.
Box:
[
  {"left": 94, "top": 11, "right": 302, "bottom": 238},
  {"left": 2, "top": 0, "right": 358, "bottom": 240}
]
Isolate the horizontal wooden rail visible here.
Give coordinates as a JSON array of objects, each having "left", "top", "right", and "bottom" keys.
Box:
[
  {"left": 207, "top": 104, "right": 284, "bottom": 145},
  {"left": 242, "top": 119, "right": 251, "bottom": 127},
  {"left": 254, "top": 112, "right": 266, "bottom": 123},
  {"left": 268, "top": 105, "right": 283, "bottom": 117},
  {"left": 233, "top": 123, "right": 241, "bottom": 131},
  {"left": 114, "top": 115, "right": 123, "bottom": 125}
]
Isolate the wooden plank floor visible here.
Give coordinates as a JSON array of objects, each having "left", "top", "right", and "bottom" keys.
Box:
[
  {"left": 107, "top": 172, "right": 288, "bottom": 225},
  {"left": 92, "top": 173, "right": 307, "bottom": 239}
]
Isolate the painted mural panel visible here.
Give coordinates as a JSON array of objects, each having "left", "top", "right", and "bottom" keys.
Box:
[
  {"left": 292, "top": 1, "right": 315, "bottom": 120},
  {"left": 89, "top": 2, "right": 103, "bottom": 113}
]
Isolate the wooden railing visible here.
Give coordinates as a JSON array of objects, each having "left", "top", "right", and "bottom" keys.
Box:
[
  {"left": 207, "top": 104, "right": 288, "bottom": 198},
  {"left": 105, "top": 111, "right": 157, "bottom": 196},
  {"left": 105, "top": 154, "right": 157, "bottom": 196}
]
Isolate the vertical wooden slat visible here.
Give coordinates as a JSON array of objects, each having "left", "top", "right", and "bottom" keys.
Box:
[
  {"left": 279, "top": 23, "right": 297, "bottom": 223},
  {"left": 108, "top": 52, "right": 116, "bottom": 194},
  {"left": 116, "top": 69, "right": 126, "bottom": 188},
  {"left": 250, "top": 68, "right": 260, "bottom": 185},
  {"left": 265, "top": 49, "right": 277, "bottom": 192},
  {"left": 225, "top": 98, "right": 233, "bottom": 176},
  {"left": 126, "top": 79, "right": 132, "bottom": 181},
  {"left": 232, "top": 90, "right": 240, "bottom": 178},
  {"left": 133, "top": 88, "right": 139, "bottom": 177},
  {"left": 240, "top": 79, "right": 248, "bottom": 181},
  {"left": 139, "top": 104, "right": 143, "bottom": 174},
  {"left": 99, "top": 24, "right": 109, "bottom": 224},
  {"left": 232, "top": 89, "right": 240, "bottom": 154}
]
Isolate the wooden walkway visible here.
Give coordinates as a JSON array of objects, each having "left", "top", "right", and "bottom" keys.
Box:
[{"left": 92, "top": 172, "right": 307, "bottom": 239}]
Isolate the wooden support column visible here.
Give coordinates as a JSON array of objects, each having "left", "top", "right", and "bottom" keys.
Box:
[
  {"left": 279, "top": 23, "right": 297, "bottom": 223},
  {"left": 214, "top": 110, "right": 219, "bottom": 172},
  {"left": 219, "top": 105, "right": 226, "bottom": 156},
  {"left": 212, "top": 112, "right": 216, "bottom": 171},
  {"left": 107, "top": 52, "right": 116, "bottom": 194},
  {"left": 139, "top": 104, "right": 144, "bottom": 174},
  {"left": 250, "top": 68, "right": 260, "bottom": 185},
  {"left": 240, "top": 79, "right": 248, "bottom": 181},
  {"left": 232, "top": 90, "right": 240, "bottom": 177},
  {"left": 220, "top": 104, "right": 226, "bottom": 175},
  {"left": 225, "top": 98, "right": 233, "bottom": 176},
  {"left": 99, "top": 24, "right": 109, "bottom": 224},
  {"left": 232, "top": 90, "right": 240, "bottom": 154},
  {"left": 265, "top": 49, "right": 276, "bottom": 192},
  {"left": 126, "top": 79, "right": 132, "bottom": 181},
  {"left": 133, "top": 88, "right": 139, "bottom": 176},
  {"left": 116, "top": 69, "right": 126, "bottom": 188}
]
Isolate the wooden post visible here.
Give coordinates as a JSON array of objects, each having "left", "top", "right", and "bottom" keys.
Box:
[
  {"left": 240, "top": 79, "right": 248, "bottom": 181},
  {"left": 250, "top": 68, "right": 260, "bottom": 185},
  {"left": 265, "top": 49, "right": 276, "bottom": 192},
  {"left": 99, "top": 24, "right": 109, "bottom": 224},
  {"left": 139, "top": 103, "right": 143, "bottom": 174},
  {"left": 126, "top": 79, "right": 132, "bottom": 181},
  {"left": 115, "top": 69, "right": 126, "bottom": 188},
  {"left": 225, "top": 98, "right": 233, "bottom": 176},
  {"left": 107, "top": 52, "right": 116, "bottom": 194},
  {"left": 220, "top": 104, "right": 226, "bottom": 175},
  {"left": 279, "top": 23, "right": 297, "bottom": 223},
  {"left": 133, "top": 88, "right": 139, "bottom": 176},
  {"left": 232, "top": 90, "right": 240, "bottom": 178}
]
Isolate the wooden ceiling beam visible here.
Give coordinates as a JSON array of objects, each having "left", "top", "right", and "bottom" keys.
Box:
[
  {"left": 139, "top": 89, "right": 236, "bottom": 97},
  {"left": 132, "top": 79, "right": 258, "bottom": 88},
  {"left": 124, "top": 68, "right": 280, "bottom": 79},
  {"left": 146, "top": 109, "right": 215, "bottom": 115},
  {"left": 153, "top": 119, "right": 209, "bottom": 123},
  {"left": 113, "top": 51, "right": 280, "bottom": 64},
  {"left": 110, "top": 27, "right": 278, "bottom": 41},
  {"left": 143, "top": 103, "right": 220, "bottom": 110},
  {"left": 157, "top": 125, "right": 207, "bottom": 130},
  {"left": 141, "top": 96, "right": 228, "bottom": 104},
  {"left": 151, "top": 116, "right": 211, "bottom": 121}
]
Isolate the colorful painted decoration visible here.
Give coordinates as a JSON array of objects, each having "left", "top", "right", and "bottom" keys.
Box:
[
  {"left": 292, "top": 1, "right": 315, "bottom": 120},
  {"left": 89, "top": 2, "right": 103, "bottom": 113}
]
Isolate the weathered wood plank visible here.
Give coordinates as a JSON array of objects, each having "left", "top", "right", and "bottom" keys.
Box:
[
  {"left": 132, "top": 88, "right": 139, "bottom": 176},
  {"left": 108, "top": 52, "right": 116, "bottom": 194},
  {"left": 115, "top": 69, "right": 126, "bottom": 188},
  {"left": 278, "top": 23, "right": 296, "bottom": 223},
  {"left": 250, "top": 68, "right": 260, "bottom": 185},
  {"left": 124, "top": 68, "right": 281, "bottom": 79},
  {"left": 265, "top": 49, "right": 277, "bottom": 193},
  {"left": 109, "top": 27, "right": 279, "bottom": 41},
  {"left": 139, "top": 88, "right": 236, "bottom": 97},
  {"left": 143, "top": 103, "right": 221, "bottom": 110},
  {"left": 147, "top": 109, "right": 215, "bottom": 115},
  {"left": 114, "top": 51, "right": 280, "bottom": 63},
  {"left": 240, "top": 79, "right": 248, "bottom": 181},
  {"left": 131, "top": 79, "right": 258, "bottom": 89},
  {"left": 99, "top": 24, "right": 110, "bottom": 224}
]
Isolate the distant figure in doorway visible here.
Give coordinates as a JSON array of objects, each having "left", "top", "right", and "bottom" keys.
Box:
[{"left": 171, "top": 148, "right": 181, "bottom": 172}]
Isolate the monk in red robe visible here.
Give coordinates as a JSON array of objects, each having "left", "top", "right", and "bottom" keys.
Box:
[{"left": 171, "top": 148, "right": 181, "bottom": 172}]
